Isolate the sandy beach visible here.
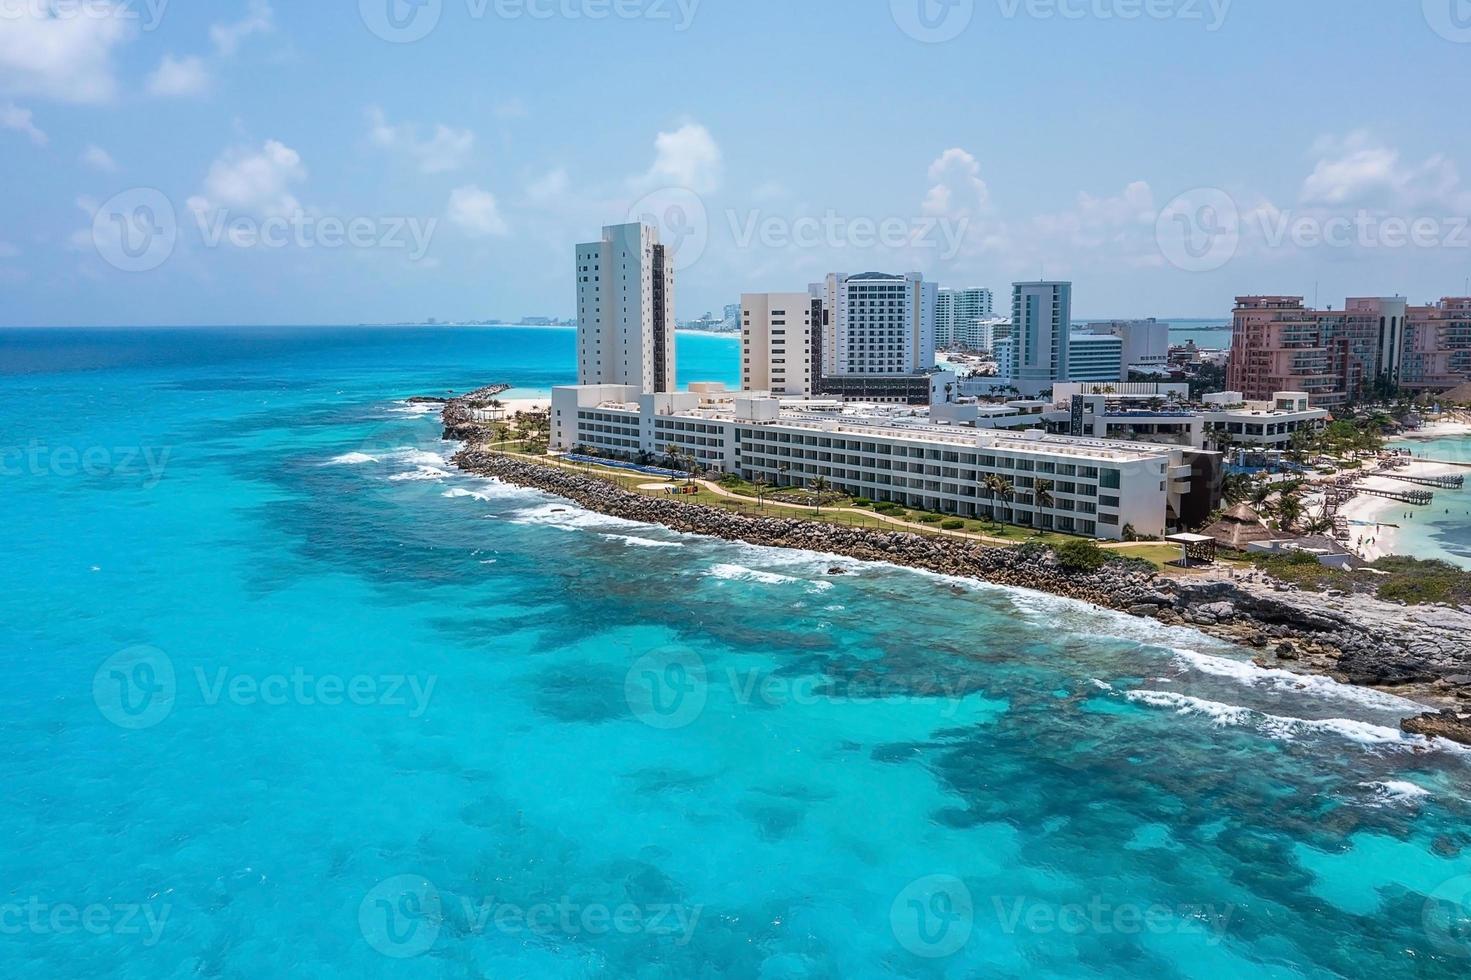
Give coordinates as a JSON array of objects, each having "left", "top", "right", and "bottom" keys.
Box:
[{"left": 1338, "top": 457, "right": 1467, "bottom": 561}]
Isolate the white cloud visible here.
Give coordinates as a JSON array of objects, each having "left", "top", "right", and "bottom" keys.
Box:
[
  {"left": 0, "top": 4, "right": 135, "bottom": 104},
  {"left": 525, "top": 168, "right": 570, "bottom": 207},
  {"left": 81, "top": 144, "right": 117, "bottom": 171},
  {"left": 1300, "top": 131, "right": 1471, "bottom": 212},
  {"left": 494, "top": 97, "right": 529, "bottom": 120},
  {"left": 211, "top": 0, "right": 274, "bottom": 56},
  {"left": 447, "top": 185, "right": 509, "bottom": 237},
  {"left": 923, "top": 148, "right": 990, "bottom": 217},
  {"left": 187, "top": 139, "right": 306, "bottom": 218},
  {"left": 0, "top": 102, "right": 47, "bottom": 146},
  {"left": 147, "top": 54, "right": 211, "bottom": 98},
  {"left": 367, "top": 107, "right": 474, "bottom": 174},
  {"left": 634, "top": 122, "right": 722, "bottom": 194}
]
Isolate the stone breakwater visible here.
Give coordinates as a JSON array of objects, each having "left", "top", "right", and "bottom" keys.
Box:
[{"left": 448, "top": 443, "right": 1471, "bottom": 744}]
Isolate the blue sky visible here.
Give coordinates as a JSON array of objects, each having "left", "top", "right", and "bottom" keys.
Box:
[{"left": 2, "top": 0, "right": 1471, "bottom": 325}]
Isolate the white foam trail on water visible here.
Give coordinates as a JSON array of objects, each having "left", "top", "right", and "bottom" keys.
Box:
[
  {"left": 325, "top": 452, "right": 377, "bottom": 465},
  {"left": 1359, "top": 780, "right": 1431, "bottom": 804},
  {"left": 1125, "top": 690, "right": 1460, "bottom": 753},
  {"left": 601, "top": 533, "right": 684, "bottom": 549},
  {"left": 706, "top": 563, "right": 835, "bottom": 592},
  {"left": 386, "top": 402, "right": 439, "bottom": 416},
  {"left": 382, "top": 448, "right": 449, "bottom": 468},
  {"left": 507, "top": 502, "right": 643, "bottom": 532},
  {"left": 1171, "top": 648, "right": 1425, "bottom": 714},
  {"left": 390, "top": 466, "right": 452, "bottom": 482},
  {"left": 442, "top": 487, "right": 497, "bottom": 502}
]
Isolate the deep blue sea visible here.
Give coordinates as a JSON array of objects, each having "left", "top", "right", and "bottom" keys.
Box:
[{"left": 2, "top": 326, "right": 1469, "bottom": 978}]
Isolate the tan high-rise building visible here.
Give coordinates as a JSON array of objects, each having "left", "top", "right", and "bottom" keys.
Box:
[
  {"left": 575, "top": 222, "right": 675, "bottom": 394},
  {"left": 740, "top": 293, "right": 818, "bottom": 396}
]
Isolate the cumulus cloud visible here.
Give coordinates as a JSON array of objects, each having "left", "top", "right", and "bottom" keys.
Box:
[
  {"left": 81, "top": 144, "right": 117, "bottom": 171},
  {"left": 633, "top": 122, "right": 722, "bottom": 194},
  {"left": 524, "top": 168, "right": 570, "bottom": 207},
  {"left": 0, "top": 3, "right": 135, "bottom": 104},
  {"left": 923, "top": 148, "right": 990, "bottom": 217},
  {"left": 1301, "top": 131, "right": 1471, "bottom": 211},
  {"left": 187, "top": 139, "right": 306, "bottom": 218},
  {"left": 447, "top": 185, "right": 509, "bottom": 237},
  {"left": 368, "top": 107, "right": 475, "bottom": 174},
  {"left": 0, "top": 102, "right": 47, "bottom": 145},
  {"left": 211, "top": 0, "right": 275, "bottom": 56},
  {"left": 147, "top": 55, "right": 211, "bottom": 98}
]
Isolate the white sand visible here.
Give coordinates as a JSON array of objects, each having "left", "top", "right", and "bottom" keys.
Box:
[
  {"left": 1338, "top": 458, "right": 1464, "bottom": 561},
  {"left": 498, "top": 398, "right": 550, "bottom": 414},
  {"left": 1401, "top": 418, "right": 1471, "bottom": 441}
]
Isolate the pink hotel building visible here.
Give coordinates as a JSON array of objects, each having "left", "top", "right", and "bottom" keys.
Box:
[{"left": 1228, "top": 295, "right": 1471, "bottom": 407}]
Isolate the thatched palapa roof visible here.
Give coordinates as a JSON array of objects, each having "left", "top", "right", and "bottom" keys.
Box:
[{"left": 1200, "top": 503, "right": 1275, "bottom": 551}]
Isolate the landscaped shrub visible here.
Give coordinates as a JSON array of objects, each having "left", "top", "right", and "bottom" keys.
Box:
[
  {"left": 1054, "top": 539, "right": 1109, "bottom": 573},
  {"left": 941, "top": 519, "right": 965, "bottom": 530},
  {"left": 853, "top": 498, "right": 873, "bottom": 507},
  {"left": 917, "top": 514, "right": 943, "bottom": 524}
]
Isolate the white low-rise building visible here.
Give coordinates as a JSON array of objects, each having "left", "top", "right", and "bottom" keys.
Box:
[
  {"left": 552, "top": 384, "right": 1222, "bottom": 540},
  {"left": 1201, "top": 391, "right": 1329, "bottom": 449}
]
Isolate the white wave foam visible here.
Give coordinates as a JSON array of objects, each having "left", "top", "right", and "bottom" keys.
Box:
[
  {"left": 601, "top": 533, "right": 684, "bottom": 549},
  {"left": 1171, "top": 649, "right": 1424, "bottom": 713},
  {"left": 325, "top": 452, "right": 377, "bottom": 465},
  {"left": 390, "top": 466, "right": 452, "bottom": 482},
  {"left": 507, "top": 503, "right": 641, "bottom": 532},
  {"left": 1125, "top": 690, "right": 1452, "bottom": 752},
  {"left": 387, "top": 402, "right": 440, "bottom": 416},
  {"left": 1090, "top": 678, "right": 1114, "bottom": 691},
  {"left": 706, "top": 563, "right": 834, "bottom": 591},
  {"left": 383, "top": 448, "right": 449, "bottom": 468},
  {"left": 1359, "top": 780, "right": 1431, "bottom": 804},
  {"left": 442, "top": 487, "right": 497, "bottom": 502}
]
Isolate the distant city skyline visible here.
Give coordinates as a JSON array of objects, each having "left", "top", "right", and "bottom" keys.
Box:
[{"left": 5, "top": 2, "right": 1471, "bottom": 325}]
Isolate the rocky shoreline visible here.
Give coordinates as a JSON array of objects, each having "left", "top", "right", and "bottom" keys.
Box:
[{"left": 445, "top": 419, "right": 1471, "bottom": 745}]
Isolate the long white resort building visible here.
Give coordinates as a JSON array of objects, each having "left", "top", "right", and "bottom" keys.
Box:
[{"left": 551, "top": 384, "right": 1223, "bottom": 540}]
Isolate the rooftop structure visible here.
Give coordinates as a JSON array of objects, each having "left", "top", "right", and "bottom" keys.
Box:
[{"left": 551, "top": 383, "right": 1223, "bottom": 540}]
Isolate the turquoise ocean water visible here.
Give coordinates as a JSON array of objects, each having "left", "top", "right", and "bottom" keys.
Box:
[
  {"left": 1391, "top": 433, "right": 1471, "bottom": 570},
  {"left": 2, "top": 326, "right": 1469, "bottom": 978}
]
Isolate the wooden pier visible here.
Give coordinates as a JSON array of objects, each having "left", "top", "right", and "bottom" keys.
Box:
[
  {"left": 1383, "top": 471, "right": 1465, "bottom": 490},
  {"left": 1327, "top": 485, "right": 1433, "bottom": 506}
]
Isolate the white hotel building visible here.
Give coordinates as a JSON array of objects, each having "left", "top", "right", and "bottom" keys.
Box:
[
  {"left": 936, "top": 288, "right": 995, "bottom": 349},
  {"left": 576, "top": 222, "right": 675, "bottom": 394},
  {"left": 551, "top": 384, "right": 1220, "bottom": 540}
]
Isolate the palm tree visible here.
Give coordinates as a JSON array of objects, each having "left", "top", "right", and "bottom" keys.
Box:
[
  {"left": 811, "top": 475, "right": 830, "bottom": 516},
  {"left": 1034, "top": 478, "right": 1055, "bottom": 510},
  {"left": 983, "top": 474, "right": 1015, "bottom": 515}
]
